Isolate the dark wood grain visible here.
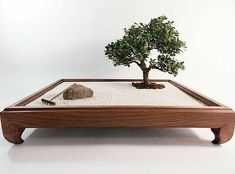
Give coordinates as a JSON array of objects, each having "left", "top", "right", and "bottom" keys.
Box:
[
  {"left": 1, "top": 79, "right": 234, "bottom": 145},
  {"left": 1, "top": 116, "right": 25, "bottom": 144},
  {"left": 211, "top": 123, "right": 234, "bottom": 144}
]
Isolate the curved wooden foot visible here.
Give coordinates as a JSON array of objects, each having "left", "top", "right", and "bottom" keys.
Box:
[
  {"left": 2, "top": 123, "right": 25, "bottom": 144},
  {"left": 211, "top": 123, "right": 234, "bottom": 144}
]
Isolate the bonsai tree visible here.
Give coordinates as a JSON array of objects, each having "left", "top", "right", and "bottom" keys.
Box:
[{"left": 105, "top": 15, "right": 186, "bottom": 89}]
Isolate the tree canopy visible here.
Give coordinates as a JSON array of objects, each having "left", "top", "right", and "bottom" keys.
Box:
[{"left": 105, "top": 15, "right": 186, "bottom": 77}]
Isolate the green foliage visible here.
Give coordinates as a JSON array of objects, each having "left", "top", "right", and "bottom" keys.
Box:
[{"left": 105, "top": 15, "right": 186, "bottom": 76}]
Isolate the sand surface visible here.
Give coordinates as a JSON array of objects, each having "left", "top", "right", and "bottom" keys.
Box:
[{"left": 27, "top": 82, "right": 205, "bottom": 107}]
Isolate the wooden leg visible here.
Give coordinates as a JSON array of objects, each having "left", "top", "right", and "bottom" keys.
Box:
[
  {"left": 211, "top": 123, "right": 234, "bottom": 144},
  {"left": 1, "top": 122, "right": 25, "bottom": 144}
]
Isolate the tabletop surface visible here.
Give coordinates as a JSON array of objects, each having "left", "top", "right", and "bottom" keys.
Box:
[{"left": 26, "top": 81, "right": 205, "bottom": 107}]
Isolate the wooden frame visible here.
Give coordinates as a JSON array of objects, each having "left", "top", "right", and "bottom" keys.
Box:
[{"left": 1, "top": 79, "right": 234, "bottom": 145}]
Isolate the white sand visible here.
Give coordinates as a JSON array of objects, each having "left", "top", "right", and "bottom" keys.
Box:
[{"left": 27, "top": 82, "right": 205, "bottom": 107}]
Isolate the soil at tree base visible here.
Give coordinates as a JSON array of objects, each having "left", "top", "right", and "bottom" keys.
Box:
[{"left": 132, "top": 82, "right": 165, "bottom": 89}]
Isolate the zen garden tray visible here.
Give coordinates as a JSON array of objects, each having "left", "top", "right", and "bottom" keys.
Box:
[{"left": 0, "top": 79, "right": 234, "bottom": 144}]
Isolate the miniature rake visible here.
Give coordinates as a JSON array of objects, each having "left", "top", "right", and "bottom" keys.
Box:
[{"left": 41, "top": 83, "right": 76, "bottom": 106}]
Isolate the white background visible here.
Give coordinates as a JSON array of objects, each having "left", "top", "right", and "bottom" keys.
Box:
[{"left": 0, "top": 0, "right": 235, "bottom": 173}]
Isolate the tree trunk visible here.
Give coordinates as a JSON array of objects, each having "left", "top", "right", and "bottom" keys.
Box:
[
  {"left": 139, "top": 61, "right": 150, "bottom": 86},
  {"left": 143, "top": 70, "right": 149, "bottom": 86}
]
